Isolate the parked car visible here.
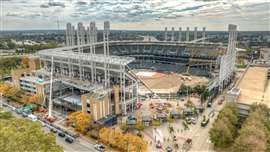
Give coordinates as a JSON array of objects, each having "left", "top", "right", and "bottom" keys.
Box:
[
  {"left": 50, "top": 128, "right": 57, "bottom": 133},
  {"left": 165, "top": 146, "right": 173, "bottom": 152},
  {"left": 207, "top": 101, "right": 212, "bottom": 107},
  {"left": 58, "top": 132, "right": 66, "bottom": 138},
  {"left": 185, "top": 117, "right": 192, "bottom": 124},
  {"left": 190, "top": 117, "right": 197, "bottom": 124},
  {"left": 201, "top": 118, "right": 210, "bottom": 127},
  {"left": 65, "top": 137, "right": 74, "bottom": 144},
  {"left": 94, "top": 144, "right": 105, "bottom": 152},
  {"left": 209, "top": 110, "right": 215, "bottom": 118},
  {"left": 156, "top": 141, "right": 162, "bottom": 149},
  {"left": 22, "top": 112, "right": 28, "bottom": 117}
]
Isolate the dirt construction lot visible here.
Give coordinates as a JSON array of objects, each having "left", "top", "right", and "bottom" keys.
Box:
[{"left": 134, "top": 70, "right": 209, "bottom": 94}]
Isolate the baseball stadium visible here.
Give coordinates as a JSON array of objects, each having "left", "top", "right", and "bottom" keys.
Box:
[{"left": 33, "top": 21, "right": 237, "bottom": 119}]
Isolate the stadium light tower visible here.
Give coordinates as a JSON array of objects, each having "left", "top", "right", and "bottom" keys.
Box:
[
  {"left": 171, "top": 27, "right": 175, "bottom": 41},
  {"left": 178, "top": 27, "right": 182, "bottom": 42},
  {"left": 48, "top": 56, "right": 54, "bottom": 118},
  {"left": 66, "top": 23, "right": 75, "bottom": 46},
  {"left": 202, "top": 27, "right": 206, "bottom": 42},
  {"left": 164, "top": 27, "right": 168, "bottom": 41},
  {"left": 103, "top": 21, "right": 110, "bottom": 56},
  {"left": 194, "top": 27, "right": 198, "bottom": 40},
  {"left": 90, "top": 21, "right": 96, "bottom": 54},
  {"left": 186, "top": 27, "right": 190, "bottom": 41}
]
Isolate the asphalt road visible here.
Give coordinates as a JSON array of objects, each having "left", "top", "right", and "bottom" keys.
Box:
[{"left": 1, "top": 100, "right": 97, "bottom": 152}]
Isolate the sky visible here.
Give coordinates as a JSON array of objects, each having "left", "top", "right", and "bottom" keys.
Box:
[{"left": 0, "top": 0, "right": 269, "bottom": 31}]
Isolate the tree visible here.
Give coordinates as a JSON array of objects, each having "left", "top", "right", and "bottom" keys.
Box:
[
  {"left": 25, "top": 93, "right": 44, "bottom": 105},
  {"left": 6, "top": 41, "right": 16, "bottom": 49},
  {"left": 233, "top": 109, "right": 269, "bottom": 152},
  {"left": 0, "top": 111, "right": 12, "bottom": 119},
  {"left": 193, "top": 85, "right": 206, "bottom": 95},
  {"left": 209, "top": 117, "right": 235, "bottom": 148},
  {"left": 209, "top": 103, "right": 238, "bottom": 148},
  {"left": 0, "top": 83, "right": 22, "bottom": 102},
  {"left": 0, "top": 57, "right": 21, "bottom": 77},
  {"left": 200, "top": 89, "right": 210, "bottom": 103},
  {"left": 21, "top": 56, "right": 30, "bottom": 68},
  {"left": 0, "top": 117, "right": 63, "bottom": 152},
  {"left": 233, "top": 123, "right": 267, "bottom": 152},
  {"left": 218, "top": 105, "right": 238, "bottom": 127},
  {"left": 66, "top": 111, "right": 92, "bottom": 134},
  {"left": 99, "top": 127, "right": 147, "bottom": 152},
  {"left": 177, "top": 84, "right": 193, "bottom": 96}
]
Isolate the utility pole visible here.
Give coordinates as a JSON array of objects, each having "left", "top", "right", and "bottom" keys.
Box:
[{"left": 48, "top": 56, "right": 54, "bottom": 118}]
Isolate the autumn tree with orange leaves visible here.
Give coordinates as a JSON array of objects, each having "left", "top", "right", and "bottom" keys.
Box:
[
  {"left": 21, "top": 56, "right": 30, "bottom": 68},
  {"left": 0, "top": 82, "right": 22, "bottom": 102},
  {"left": 99, "top": 127, "right": 147, "bottom": 152},
  {"left": 21, "top": 93, "right": 44, "bottom": 105},
  {"left": 66, "top": 111, "right": 92, "bottom": 134}
]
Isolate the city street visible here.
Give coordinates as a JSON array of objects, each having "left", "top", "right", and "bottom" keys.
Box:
[{"left": 1, "top": 99, "right": 97, "bottom": 152}]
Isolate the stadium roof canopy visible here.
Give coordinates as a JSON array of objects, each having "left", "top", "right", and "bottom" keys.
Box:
[{"left": 38, "top": 48, "right": 135, "bottom": 66}]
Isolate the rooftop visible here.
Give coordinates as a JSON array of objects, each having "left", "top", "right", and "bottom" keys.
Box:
[
  {"left": 59, "top": 95, "right": 82, "bottom": 106},
  {"left": 237, "top": 66, "right": 270, "bottom": 107},
  {"left": 38, "top": 47, "right": 135, "bottom": 66},
  {"left": 20, "top": 76, "right": 51, "bottom": 85}
]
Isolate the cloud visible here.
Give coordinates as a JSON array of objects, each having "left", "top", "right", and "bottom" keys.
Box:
[
  {"left": 6, "top": 12, "right": 20, "bottom": 17},
  {"left": 1, "top": 0, "right": 270, "bottom": 31},
  {"left": 48, "top": 2, "right": 65, "bottom": 8},
  {"left": 40, "top": 4, "right": 49, "bottom": 8},
  {"left": 76, "top": 1, "right": 88, "bottom": 6}
]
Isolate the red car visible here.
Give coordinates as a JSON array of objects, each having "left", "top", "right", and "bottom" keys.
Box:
[{"left": 136, "top": 102, "right": 143, "bottom": 109}]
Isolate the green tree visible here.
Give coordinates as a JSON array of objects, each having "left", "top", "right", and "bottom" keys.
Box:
[
  {"left": 0, "top": 111, "right": 12, "bottom": 119},
  {"left": 200, "top": 89, "right": 210, "bottom": 103},
  {"left": 209, "top": 103, "right": 238, "bottom": 148},
  {"left": 6, "top": 41, "right": 16, "bottom": 49},
  {"left": 0, "top": 57, "right": 21, "bottom": 77},
  {"left": 177, "top": 84, "right": 193, "bottom": 96},
  {"left": 0, "top": 118, "right": 63, "bottom": 152},
  {"left": 209, "top": 117, "right": 235, "bottom": 148},
  {"left": 233, "top": 107, "right": 270, "bottom": 152}
]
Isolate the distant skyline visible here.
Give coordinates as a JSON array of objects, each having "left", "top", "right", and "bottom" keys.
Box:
[{"left": 0, "top": 0, "right": 269, "bottom": 31}]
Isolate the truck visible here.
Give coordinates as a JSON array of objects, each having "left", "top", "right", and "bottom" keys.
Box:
[{"left": 15, "top": 104, "right": 37, "bottom": 114}]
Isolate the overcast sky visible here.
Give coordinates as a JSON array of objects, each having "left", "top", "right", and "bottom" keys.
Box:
[{"left": 1, "top": 0, "right": 269, "bottom": 31}]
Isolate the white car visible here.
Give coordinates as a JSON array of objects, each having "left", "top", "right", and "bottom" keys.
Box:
[
  {"left": 28, "top": 114, "right": 38, "bottom": 121},
  {"left": 94, "top": 144, "right": 105, "bottom": 152},
  {"left": 190, "top": 117, "right": 197, "bottom": 124}
]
